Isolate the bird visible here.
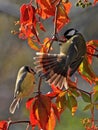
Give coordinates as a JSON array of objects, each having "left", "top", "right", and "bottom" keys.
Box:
[
  {"left": 34, "top": 28, "right": 86, "bottom": 89},
  {"left": 9, "top": 66, "right": 36, "bottom": 114}
]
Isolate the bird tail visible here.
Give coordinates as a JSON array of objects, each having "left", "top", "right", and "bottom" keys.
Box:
[
  {"left": 9, "top": 98, "right": 20, "bottom": 114},
  {"left": 34, "top": 52, "right": 68, "bottom": 89}
]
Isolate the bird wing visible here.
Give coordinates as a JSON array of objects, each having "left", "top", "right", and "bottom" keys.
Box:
[
  {"left": 14, "top": 72, "right": 26, "bottom": 98},
  {"left": 64, "top": 35, "right": 86, "bottom": 76},
  {"left": 34, "top": 53, "right": 68, "bottom": 89}
]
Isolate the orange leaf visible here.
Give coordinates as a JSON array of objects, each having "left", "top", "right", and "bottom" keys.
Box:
[
  {"left": 52, "top": 103, "right": 60, "bottom": 121},
  {"left": 56, "top": 2, "right": 71, "bottom": 31},
  {"left": 28, "top": 38, "right": 40, "bottom": 51},
  {"left": 0, "top": 121, "right": 8, "bottom": 130},
  {"left": 46, "top": 109, "right": 56, "bottom": 130},
  {"left": 40, "top": 37, "right": 53, "bottom": 52}
]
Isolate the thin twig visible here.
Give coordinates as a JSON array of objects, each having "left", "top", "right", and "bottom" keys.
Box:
[
  {"left": 70, "top": 86, "right": 91, "bottom": 96},
  {"left": 54, "top": 0, "right": 61, "bottom": 35},
  {"left": 88, "top": 45, "right": 98, "bottom": 52},
  {"left": 87, "top": 52, "right": 98, "bottom": 57},
  {"left": 8, "top": 120, "right": 30, "bottom": 130},
  {"left": 30, "top": 0, "right": 33, "bottom": 4}
]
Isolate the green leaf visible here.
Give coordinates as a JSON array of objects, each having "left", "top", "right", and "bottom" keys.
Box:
[
  {"left": 93, "top": 91, "right": 98, "bottom": 102},
  {"left": 69, "top": 88, "right": 80, "bottom": 97},
  {"left": 83, "top": 104, "right": 93, "bottom": 111},
  {"left": 67, "top": 93, "right": 78, "bottom": 115},
  {"left": 81, "top": 91, "right": 91, "bottom": 103}
]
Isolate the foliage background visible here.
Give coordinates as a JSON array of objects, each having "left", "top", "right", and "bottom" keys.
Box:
[{"left": 0, "top": 0, "right": 98, "bottom": 129}]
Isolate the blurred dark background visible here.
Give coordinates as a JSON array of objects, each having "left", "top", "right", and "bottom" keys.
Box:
[{"left": 0, "top": 0, "right": 98, "bottom": 129}]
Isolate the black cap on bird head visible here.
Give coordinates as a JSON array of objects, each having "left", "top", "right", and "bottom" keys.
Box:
[
  {"left": 64, "top": 28, "right": 78, "bottom": 40},
  {"left": 21, "top": 66, "right": 35, "bottom": 74}
]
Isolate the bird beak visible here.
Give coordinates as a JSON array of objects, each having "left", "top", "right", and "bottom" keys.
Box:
[
  {"left": 29, "top": 68, "right": 36, "bottom": 74},
  {"left": 59, "top": 36, "right": 67, "bottom": 45}
]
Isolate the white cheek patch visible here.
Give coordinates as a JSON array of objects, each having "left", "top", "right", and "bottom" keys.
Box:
[{"left": 67, "top": 30, "right": 75, "bottom": 36}]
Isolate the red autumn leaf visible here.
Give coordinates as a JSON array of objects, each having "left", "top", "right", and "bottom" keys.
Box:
[
  {"left": 19, "top": 3, "right": 37, "bottom": 39},
  {"left": 20, "top": 4, "right": 36, "bottom": 25},
  {"left": 86, "top": 40, "right": 98, "bottom": 64},
  {"left": 51, "top": 84, "right": 62, "bottom": 94},
  {"left": 67, "top": 78, "right": 77, "bottom": 88},
  {"left": 56, "top": 2, "right": 71, "bottom": 31},
  {"left": 26, "top": 97, "right": 36, "bottom": 110},
  {"left": 30, "top": 107, "right": 38, "bottom": 127},
  {"left": 29, "top": 95, "right": 51, "bottom": 130},
  {"left": 0, "top": 121, "right": 8, "bottom": 130},
  {"left": 36, "top": 0, "right": 56, "bottom": 19},
  {"left": 93, "top": 0, "right": 98, "bottom": 5},
  {"left": 37, "top": 0, "right": 71, "bottom": 31},
  {"left": 86, "top": 44, "right": 96, "bottom": 64}
]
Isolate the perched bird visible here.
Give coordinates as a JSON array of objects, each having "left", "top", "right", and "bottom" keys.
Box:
[
  {"left": 34, "top": 28, "right": 86, "bottom": 89},
  {"left": 9, "top": 66, "right": 36, "bottom": 114}
]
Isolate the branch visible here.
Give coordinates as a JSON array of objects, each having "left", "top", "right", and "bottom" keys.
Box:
[
  {"left": 70, "top": 86, "right": 91, "bottom": 96},
  {"left": 87, "top": 52, "right": 98, "bottom": 58},
  {"left": 8, "top": 120, "right": 30, "bottom": 130}
]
